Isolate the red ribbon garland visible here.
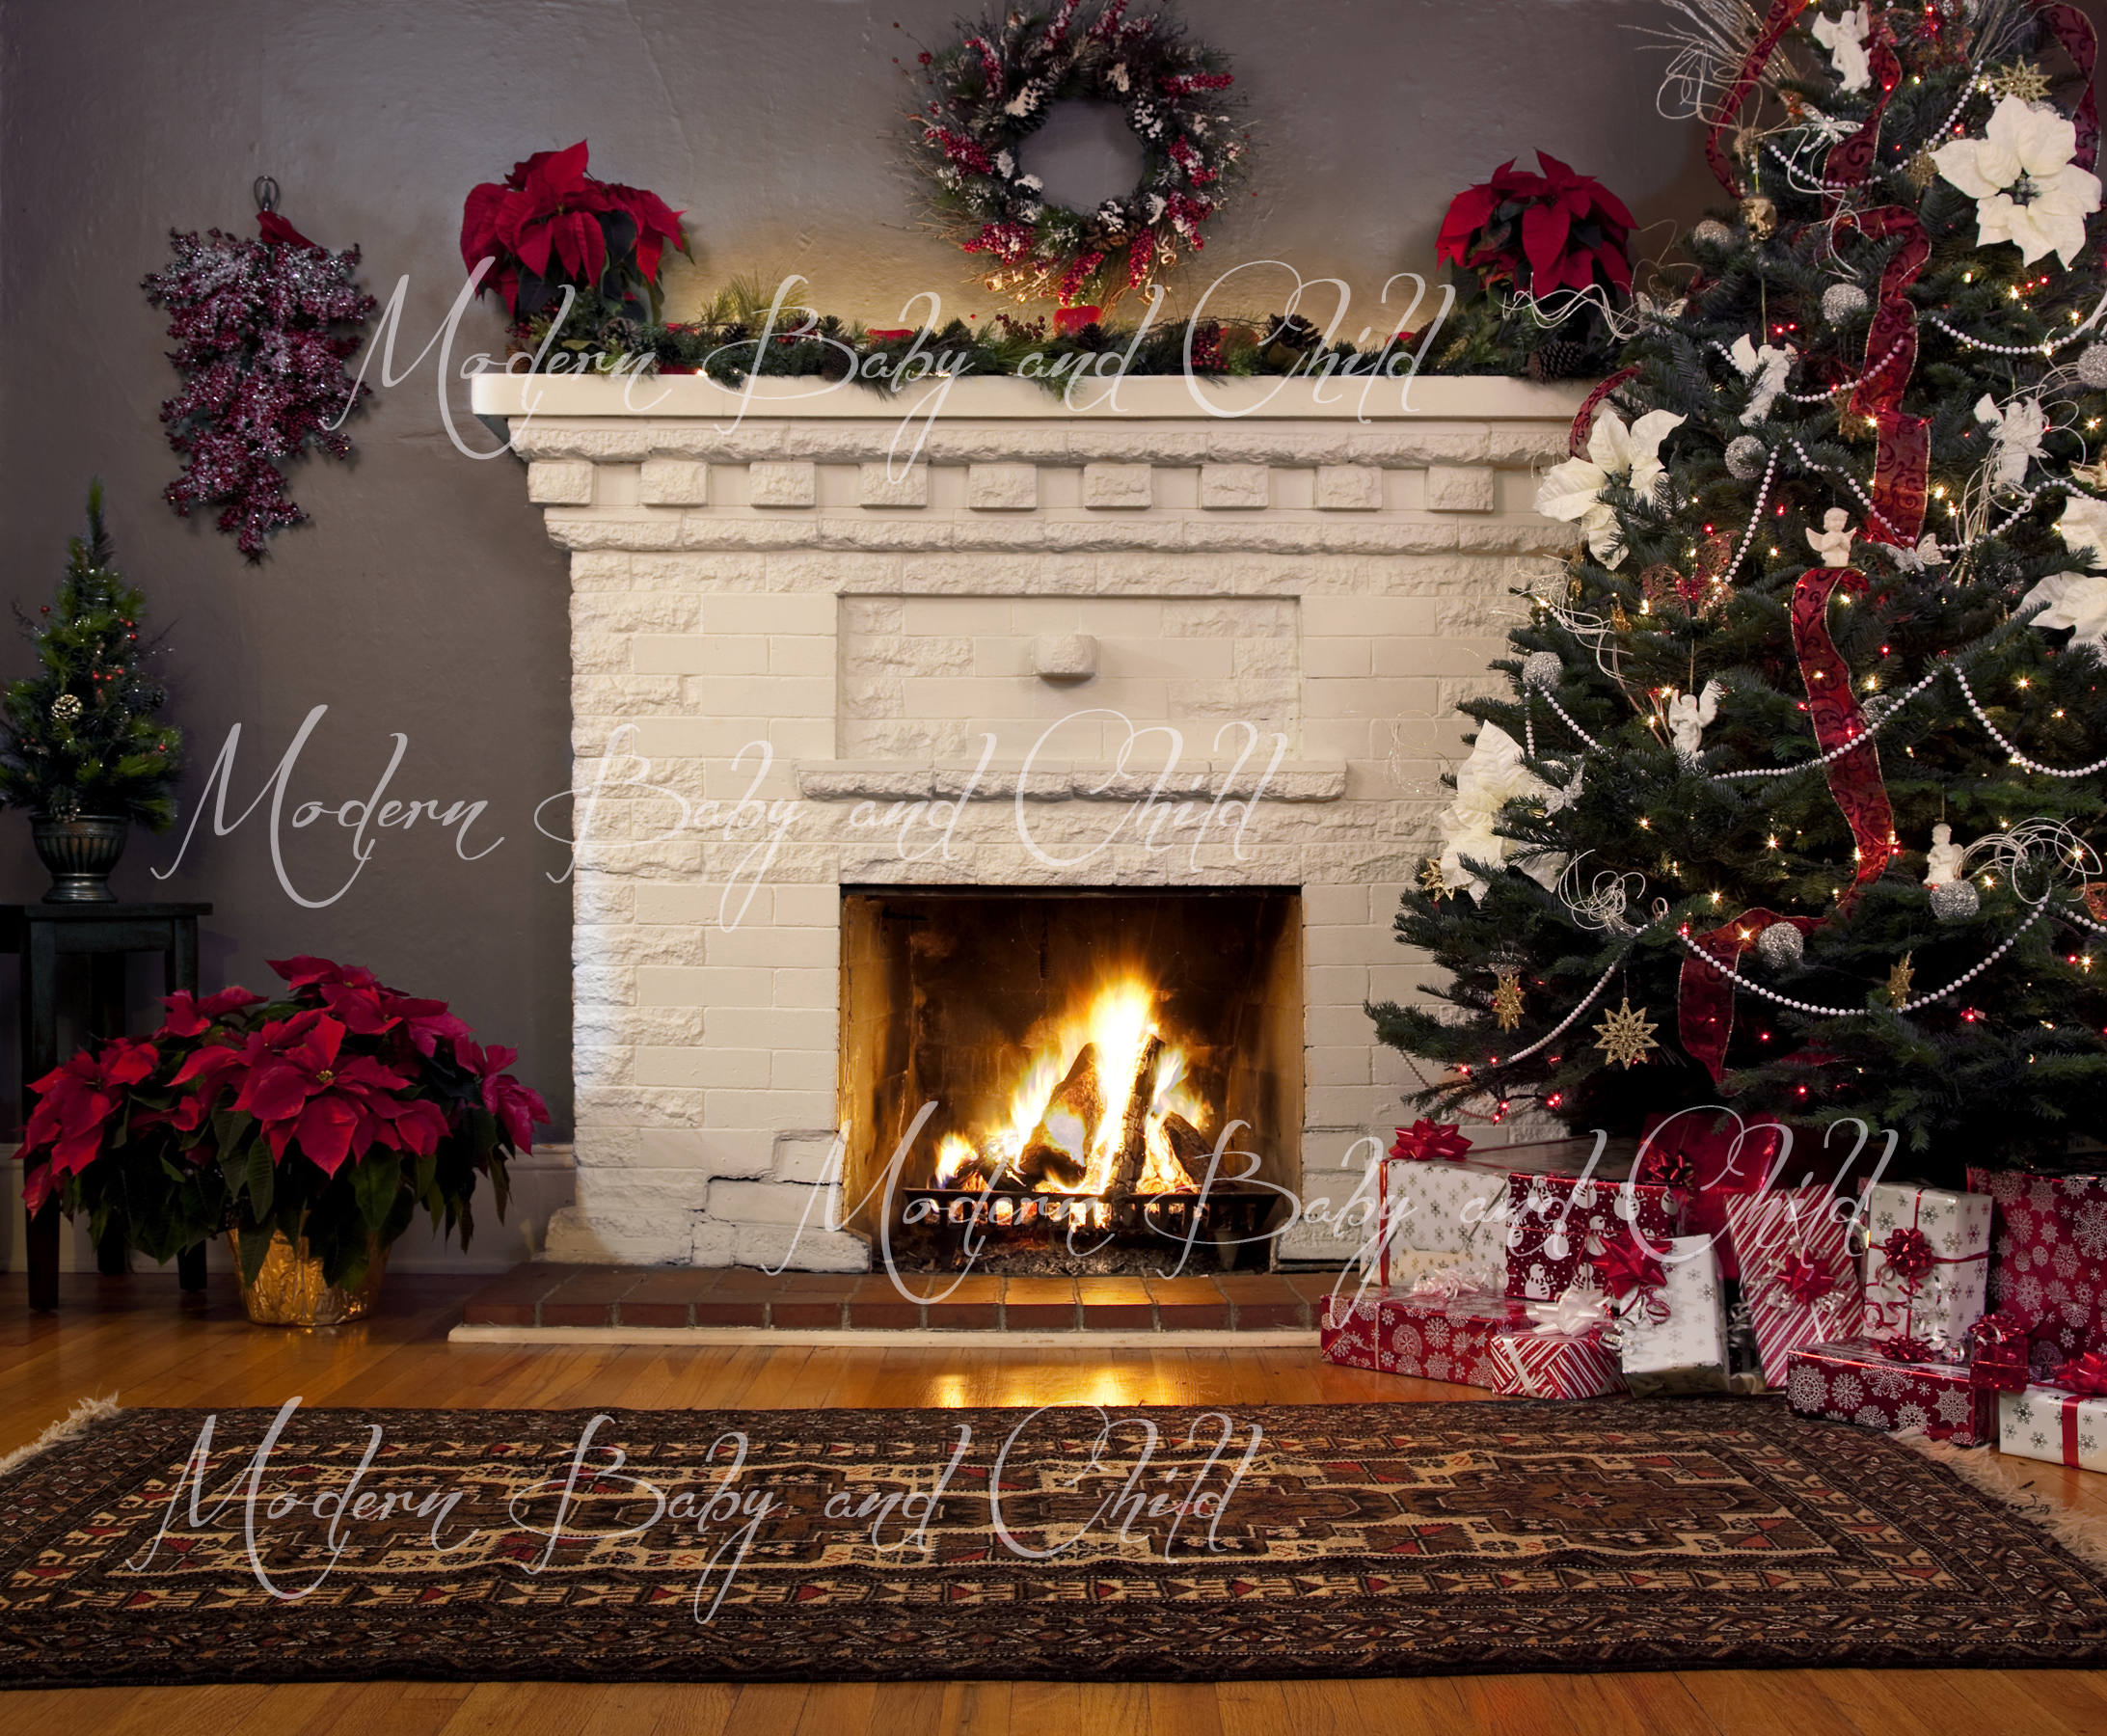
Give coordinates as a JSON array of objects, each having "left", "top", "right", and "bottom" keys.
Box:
[
  {"left": 1678, "top": 908, "right": 1820, "bottom": 1084},
  {"left": 1792, "top": 566, "right": 1897, "bottom": 897},
  {"left": 1703, "top": 0, "right": 1811, "bottom": 196},
  {"left": 2039, "top": 5, "right": 2102, "bottom": 172}
]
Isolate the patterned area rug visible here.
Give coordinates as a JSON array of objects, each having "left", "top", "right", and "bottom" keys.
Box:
[{"left": 3, "top": 1398, "right": 2106, "bottom": 1685}]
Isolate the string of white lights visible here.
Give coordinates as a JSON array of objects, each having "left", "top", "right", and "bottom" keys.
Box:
[{"left": 1951, "top": 666, "right": 2107, "bottom": 777}]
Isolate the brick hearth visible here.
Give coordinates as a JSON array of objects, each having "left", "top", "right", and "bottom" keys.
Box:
[{"left": 460, "top": 1262, "right": 1335, "bottom": 1333}]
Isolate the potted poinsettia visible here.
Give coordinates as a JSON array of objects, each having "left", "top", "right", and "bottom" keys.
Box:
[
  {"left": 460, "top": 140, "right": 688, "bottom": 357},
  {"left": 14, "top": 956, "right": 549, "bottom": 1325}
]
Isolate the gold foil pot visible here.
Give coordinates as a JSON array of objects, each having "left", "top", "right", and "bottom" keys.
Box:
[{"left": 230, "top": 1227, "right": 388, "bottom": 1327}]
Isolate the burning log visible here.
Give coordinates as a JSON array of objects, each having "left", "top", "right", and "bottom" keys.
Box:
[
  {"left": 1106, "top": 1035, "right": 1166, "bottom": 1197},
  {"left": 1015, "top": 1044, "right": 1100, "bottom": 1189},
  {"left": 1162, "top": 1111, "right": 1215, "bottom": 1186}
]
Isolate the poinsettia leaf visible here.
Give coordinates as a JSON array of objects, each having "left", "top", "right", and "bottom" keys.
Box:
[
  {"left": 1521, "top": 203, "right": 1574, "bottom": 294},
  {"left": 246, "top": 1140, "right": 275, "bottom": 1223},
  {"left": 490, "top": 1151, "right": 511, "bottom": 1221},
  {"left": 238, "top": 1216, "right": 276, "bottom": 1288},
  {"left": 353, "top": 1153, "right": 401, "bottom": 1238}
]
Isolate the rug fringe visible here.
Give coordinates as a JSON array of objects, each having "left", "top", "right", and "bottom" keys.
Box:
[
  {"left": 0, "top": 1394, "right": 122, "bottom": 1479},
  {"left": 1898, "top": 1430, "right": 2107, "bottom": 1572}
]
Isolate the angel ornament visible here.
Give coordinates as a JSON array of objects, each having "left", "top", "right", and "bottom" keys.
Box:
[
  {"left": 1730, "top": 334, "right": 1795, "bottom": 424},
  {"left": 1666, "top": 678, "right": 1724, "bottom": 763},
  {"left": 1923, "top": 822, "right": 1965, "bottom": 887},
  {"left": 1807, "top": 507, "right": 1857, "bottom": 567}
]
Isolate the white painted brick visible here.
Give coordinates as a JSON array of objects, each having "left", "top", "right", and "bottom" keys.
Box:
[
  {"left": 1424, "top": 463, "right": 1497, "bottom": 512},
  {"left": 527, "top": 461, "right": 594, "bottom": 504},
  {"left": 632, "top": 635, "right": 765, "bottom": 675},
  {"left": 1314, "top": 465, "right": 1382, "bottom": 510},
  {"left": 637, "top": 1046, "right": 771, "bottom": 1089},
  {"left": 731, "top": 1222, "right": 869, "bottom": 1273},
  {"left": 1082, "top": 462, "right": 1153, "bottom": 509},
  {"left": 858, "top": 463, "right": 929, "bottom": 507},
  {"left": 1199, "top": 464, "right": 1269, "bottom": 508},
  {"left": 967, "top": 463, "right": 1040, "bottom": 510},
  {"left": 691, "top": 1218, "right": 737, "bottom": 1265},
  {"left": 748, "top": 461, "right": 817, "bottom": 506},
  {"left": 771, "top": 1131, "right": 846, "bottom": 1183},
  {"left": 708, "top": 1178, "right": 845, "bottom": 1228},
  {"left": 637, "top": 966, "right": 772, "bottom": 1007},
  {"left": 705, "top": 593, "right": 835, "bottom": 635},
  {"left": 638, "top": 460, "right": 709, "bottom": 505}
]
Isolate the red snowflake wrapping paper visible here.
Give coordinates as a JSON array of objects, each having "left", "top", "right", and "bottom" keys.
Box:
[
  {"left": 1720, "top": 1186, "right": 1864, "bottom": 1385},
  {"left": 1502, "top": 1172, "right": 1686, "bottom": 1301},
  {"left": 1784, "top": 1339, "right": 1996, "bottom": 1446},
  {"left": 1318, "top": 1289, "right": 1527, "bottom": 1386},
  {"left": 1966, "top": 1167, "right": 2107, "bottom": 1372},
  {"left": 1487, "top": 1325, "right": 1628, "bottom": 1399}
]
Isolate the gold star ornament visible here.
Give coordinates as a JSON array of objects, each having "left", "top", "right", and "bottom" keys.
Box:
[
  {"left": 1903, "top": 149, "right": 1939, "bottom": 191},
  {"left": 1885, "top": 952, "right": 1916, "bottom": 1010},
  {"left": 1418, "top": 855, "right": 1451, "bottom": 901},
  {"left": 1988, "top": 61, "right": 2053, "bottom": 103},
  {"left": 1593, "top": 997, "right": 1661, "bottom": 1070},
  {"left": 1492, "top": 966, "right": 1525, "bottom": 1033}
]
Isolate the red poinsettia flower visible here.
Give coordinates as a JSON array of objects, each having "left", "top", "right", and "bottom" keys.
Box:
[
  {"left": 224, "top": 1011, "right": 447, "bottom": 1177},
  {"left": 461, "top": 1042, "right": 552, "bottom": 1153},
  {"left": 459, "top": 142, "right": 686, "bottom": 315},
  {"left": 1438, "top": 151, "right": 1634, "bottom": 299},
  {"left": 270, "top": 954, "right": 379, "bottom": 993},
  {"left": 18, "top": 1037, "right": 160, "bottom": 1206},
  {"left": 156, "top": 986, "right": 267, "bottom": 1040}
]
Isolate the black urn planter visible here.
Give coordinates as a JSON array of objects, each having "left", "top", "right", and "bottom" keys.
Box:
[{"left": 30, "top": 815, "right": 129, "bottom": 903}]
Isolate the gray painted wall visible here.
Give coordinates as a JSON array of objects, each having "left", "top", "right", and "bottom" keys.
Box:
[{"left": 1, "top": 0, "right": 2025, "bottom": 1158}]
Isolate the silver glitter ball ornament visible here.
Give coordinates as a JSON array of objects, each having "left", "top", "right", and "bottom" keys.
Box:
[
  {"left": 1822, "top": 282, "right": 1869, "bottom": 324},
  {"left": 1755, "top": 921, "right": 1805, "bottom": 971},
  {"left": 1522, "top": 651, "right": 1563, "bottom": 691},
  {"left": 1930, "top": 878, "right": 1981, "bottom": 922},
  {"left": 1692, "top": 219, "right": 1734, "bottom": 250},
  {"left": 2077, "top": 343, "right": 2107, "bottom": 390},
  {"left": 1725, "top": 435, "right": 1767, "bottom": 480}
]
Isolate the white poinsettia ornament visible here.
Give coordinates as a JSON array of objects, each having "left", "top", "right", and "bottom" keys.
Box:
[
  {"left": 2020, "top": 572, "right": 2107, "bottom": 651},
  {"left": 1535, "top": 408, "right": 1685, "bottom": 568},
  {"left": 2054, "top": 490, "right": 2107, "bottom": 565},
  {"left": 1932, "top": 95, "right": 2101, "bottom": 269},
  {"left": 1436, "top": 723, "right": 1573, "bottom": 901}
]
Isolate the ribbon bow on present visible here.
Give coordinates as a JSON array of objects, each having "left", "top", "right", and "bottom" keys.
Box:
[
  {"left": 1773, "top": 1251, "right": 1838, "bottom": 1309},
  {"left": 1876, "top": 1335, "right": 1944, "bottom": 1366},
  {"left": 1877, "top": 1225, "right": 1936, "bottom": 1283},
  {"left": 1964, "top": 1312, "right": 2037, "bottom": 1395},
  {"left": 1526, "top": 1286, "right": 1613, "bottom": 1336},
  {"left": 1389, "top": 1120, "right": 1472, "bottom": 1163},
  {"left": 2050, "top": 1351, "right": 2107, "bottom": 1397},
  {"left": 1592, "top": 1237, "right": 1670, "bottom": 1327}
]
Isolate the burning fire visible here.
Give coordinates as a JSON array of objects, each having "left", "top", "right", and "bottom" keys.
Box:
[{"left": 932, "top": 971, "right": 1211, "bottom": 1195}]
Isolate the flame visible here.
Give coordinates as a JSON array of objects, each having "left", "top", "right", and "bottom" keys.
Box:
[{"left": 956, "top": 968, "right": 1209, "bottom": 1195}]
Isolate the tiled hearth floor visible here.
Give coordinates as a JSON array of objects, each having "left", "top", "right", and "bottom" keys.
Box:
[{"left": 457, "top": 1263, "right": 1336, "bottom": 1336}]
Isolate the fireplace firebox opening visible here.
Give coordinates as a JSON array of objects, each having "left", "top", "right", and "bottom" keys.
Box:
[{"left": 840, "top": 887, "right": 1302, "bottom": 1274}]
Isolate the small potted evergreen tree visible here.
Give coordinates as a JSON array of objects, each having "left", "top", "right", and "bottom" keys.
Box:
[{"left": 0, "top": 485, "right": 183, "bottom": 900}]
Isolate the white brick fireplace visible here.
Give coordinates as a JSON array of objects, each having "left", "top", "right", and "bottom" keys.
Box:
[{"left": 474, "top": 371, "right": 1583, "bottom": 1269}]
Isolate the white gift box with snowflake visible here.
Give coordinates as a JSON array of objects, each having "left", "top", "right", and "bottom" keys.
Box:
[
  {"left": 1862, "top": 1182, "right": 1994, "bottom": 1347},
  {"left": 1998, "top": 1386, "right": 2107, "bottom": 1474},
  {"left": 1613, "top": 1234, "right": 1730, "bottom": 1396}
]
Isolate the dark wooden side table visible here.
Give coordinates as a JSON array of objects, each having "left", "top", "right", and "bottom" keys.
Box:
[{"left": 3, "top": 903, "right": 213, "bottom": 1311}]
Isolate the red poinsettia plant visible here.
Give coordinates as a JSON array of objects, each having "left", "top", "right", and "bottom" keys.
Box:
[
  {"left": 14, "top": 957, "right": 549, "bottom": 1289},
  {"left": 460, "top": 140, "right": 688, "bottom": 323},
  {"left": 1437, "top": 151, "right": 1634, "bottom": 302}
]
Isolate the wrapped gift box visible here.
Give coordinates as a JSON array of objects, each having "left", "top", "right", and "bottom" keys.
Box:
[
  {"left": 1612, "top": 1234, "right": 1730, "bottom": 1396},
  {"left": 1503, "top": 1172, "right": 1685, "bottom": 1302},
  {"left": 1785, "top": 1339, "right": 1996, "bottom": 1445},
  {"left": 1373, "top": 1138, "right": 1639, "bottom": 1281},
  {"left": 1721, "top": 1186, "right": 1864, "bottom": 1385},
  {"left": 1488, "top": 1324, "right": 1628, "bottom": 1399},
  {"left": 1318, "top": 1288, "right": 1526, "bottom": 1385},
  {"left": 1862, "top": 1182, "right": 1993, "bottom": 1347},
  {"left": 1383, "top": 1246, "right": 1506, "bottom": 1296},
  {"left": 1997, "top": 1384, "right": 2107, "bottom": 1473},
  {"left": 1967, "top": 1167, "right": 2107, "bottom": 1372}
]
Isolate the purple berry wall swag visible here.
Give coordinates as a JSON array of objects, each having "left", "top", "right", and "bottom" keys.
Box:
[{"left": 141, "top": 207, "right": 377, "bottom": 561}]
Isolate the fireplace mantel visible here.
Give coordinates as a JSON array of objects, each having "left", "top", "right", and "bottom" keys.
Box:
[{"left": 482, "top": 370, "right": 1586, "bottom": 1270}]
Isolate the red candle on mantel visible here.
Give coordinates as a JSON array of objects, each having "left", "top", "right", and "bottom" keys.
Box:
[
  {"left": 1053, "top": 305, "right": 1102, "bottom": 336},
  {"left": 865, "top": 328, "right": 912, "bottom": 340}
]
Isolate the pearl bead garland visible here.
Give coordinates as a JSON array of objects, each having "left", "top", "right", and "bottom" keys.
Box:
[{"left": 1952, "top": 668, "right": 2107, "bottom": 777}]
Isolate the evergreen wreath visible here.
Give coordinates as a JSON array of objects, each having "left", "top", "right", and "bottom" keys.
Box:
[
  {"left": 908, "top": 0, "right": 1246, "bottom": 308},
  {"left": 142, "top": 207, "right": 376, "bottom": 562}
]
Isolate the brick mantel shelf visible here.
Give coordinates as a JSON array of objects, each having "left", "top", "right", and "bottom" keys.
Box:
[{"left": 475, "top": 371, "right": 1588, "bottom": 1271}]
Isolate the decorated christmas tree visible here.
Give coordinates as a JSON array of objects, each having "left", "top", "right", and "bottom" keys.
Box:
[
  {"left": 1373, "top": 1, "right": 2107, "bottom": 1180},
  {"left": 0, "top": 485, "right": 183, "bottom": 827}
]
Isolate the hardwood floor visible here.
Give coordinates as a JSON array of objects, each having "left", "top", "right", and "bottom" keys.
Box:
[{"left": 4, "top": 1270, "right": 2106, "bottom": 1735}]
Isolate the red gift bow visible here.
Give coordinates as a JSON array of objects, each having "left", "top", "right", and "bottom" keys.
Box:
[
  {"left": 1877, "top": 1336, "right": 1940, "bottom": 1366},
  {"left": 1965, "top": 1313, "right": 2037, "bottom": 1395},
  {"left": 1593, "top": 1237, "right": 1665, "bottom": 1301},
  {"left": 1389, "top": 1120, "right": 1471, "bottom": 1163},
  {"left": 1774, "top": 1251, "right": 1837, "bottom": 1310},
  {"left": 1877, "top": 1226, "right": 1936, "bottom": 1284},
  {"left": 2050, "top": 1352, "right": 2107, "bottom": 1397}
]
